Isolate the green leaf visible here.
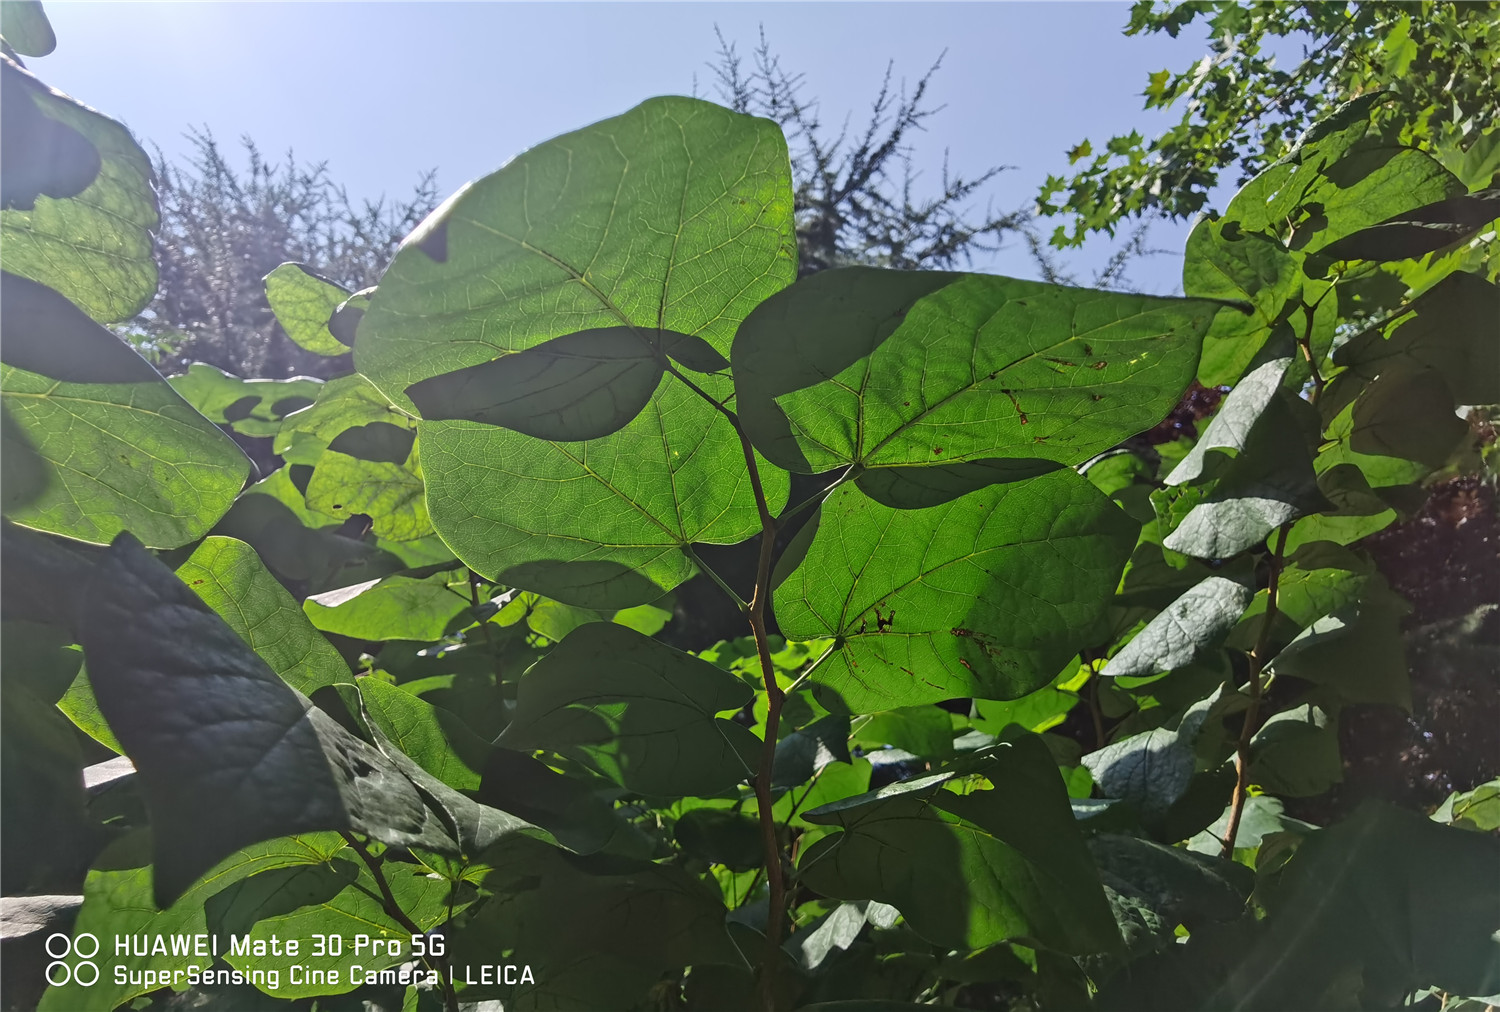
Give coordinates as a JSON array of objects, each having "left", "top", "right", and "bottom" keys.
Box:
[
  {"left": 1332, "top": 272, "right": 1500, "bottom": 408},
  {"left": 475, "top": 747, "right": 641, "bottom": 856},
  {"left": 972, "top": 680, "right": 1078, "bottom": 735},
  {"left": 1, "top": 57, "right": 158, "bottom": 321},
  {"left": 1433, "top": 779, "right": 1500, "bottom": 833},
  {"left": 57, "top": 666, "right": 120, "bottom": 753},
  {"left": 851, "top": 706, "right": 955, "bottom": 760},
  {"left": 675, "top": 808, "right": 763, "bottom": 871},
  {"left": 407, "top": 327, "right": 670, "bottom": 441},
  {"left": 799, "top": 734, "right": 1119, "bottom": 954},
  {"left": 38, "top": 831, "right": 347, "bottom": 1012},
  {"left": 1, "top": 682, "right": 90, "bottom": 890},
  {"left": 355, "top": 676, "right": 490, "bottom": 790},
  {"left": 1182, "top": 220, "right": 1301, "bottom": 387},
  {"left": 1089, "top": 833, "right": 1250, "bottom": 955},
  {"left": 1163, "top": 366, "right": 1327, "bottom": 558},
  {"left": 0, "top": 1, "right": 55, "bottom": 56},
  {"left": 1206, "top": 804, "right": 1500, "bottom": 1009},
  {"left": 1104, "top": 576, "right": 1253, "bottom": 678},
  {"left": 262, "top": 262, "right": 354, "bottom": 357},
  {"left": 356, "top": 96, "right": 794, "bottom": 404},
  {"left": 1248, "top": 704, "right": 1341, "bottom": 797},
  {"left": 1267, "top": 591, "right": 1411, "bottom": 708},
  {"left": 772, "top": 713, "right": 851, "bottom": 790},
  {"left": 775, "top": 470, "right": 1136, "bottom": 712},
  {"left": 207, "top": 856, "right": 458, "bottom": 1000},
  {"left": 1316, "top": 189, "right": 1500, "bottom": 263},
  {"left": 499, "top": 621, "right": 759, "bottom": 798},
  {"left": 304, "top": 571, "right": 472, "bottom": 642},
  {"left": 418, "top": 370, "right": 786, "bottom": 609},
  {"left": 1082, "top": 691, "right": 1223, "bottom": 819},
  {"left": 455, "top": 835, "right": 740, "bottom": 1009},
  {"left": 734, "top": 267, "right": 1218, "bottom": 474},
  {"left": 177, "top": 536, "right": 348, "bottom": 694},
  {"left": 0, "top": 274, "right": 250, "bottom": 548},
  {"left": 273, "top": 373, "right": 416, "bottom": 464},
  {"left": 168, "top": 363, "right": 322, "bottom": 438},
  {"left": 304, "top": 444, "right": 432, "bottom": 541},
  {"left": 78, "top": 533, "right": 454, "bottom": 905}
]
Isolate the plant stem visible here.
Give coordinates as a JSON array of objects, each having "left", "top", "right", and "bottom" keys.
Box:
[
  {"left": 777, "top": 465, "right": 857, "bottom": 530},
  {"left": 340, "top": 832, "right": 460, "bottom": 1012},
  {"left": 1220, "top": 524, "right": 1290, "bottom": 859},
  {"left": 667, "top": 362, "right": 789, "bottom": 1010}
]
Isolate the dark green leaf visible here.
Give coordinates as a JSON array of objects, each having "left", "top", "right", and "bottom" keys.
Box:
[
  {"left": 37, "top": 831, "right": 346, "bottom": 1012},
  {"left": 675, "top": 808, "right": 763, "bottom": 871},
  {"left": 1316, "top": 189, "right": 1500, "bottom": 263},
  {"left": 79, "top": 534, "right": 453, "bottom": 905},
  {"left": 499, "top": 622, "right": 759, "bottom": 797},
  {"left": 304, "top": 445, "right": 431, "bottom": 541},
  {"left": 262, "top": 262, "right": 353, "bottom": 357},
  {"left": 1182, "top": 220, "right": 1300, "bottom": 387},
  {"left": 1089, "top": 833, "right": 1250, "bottom": 955},
  {"left": 1267, "top": 591, "right": 1411, "bottom": 708},
  {"left": 775, "top": 470, "right": 1136, "bottom": 712},
  {"left": 1, "top": 56, "right": 158, "bottom": 321},
  {"left": 799, "top": 733, "right": 1119, "bottom": 954},
  {"left": 1248, "top": 704, "right": 1341, "bottom": 797},
  {"left": 476, "top": 746, "right": 640, "bottom": 856},
  {"left": 1207, "top": 804, "right": 1500, "bottom": 1009},
  {"left": 355, "top": 676, "right": 490, "bottom": 790},
  {"left": 854, "top": 457, "right": 1064, "bottom": 509},
  {"left": 772, "top": 713, "right": 851, "bottom": 790},
  {"left": 735, "top": 267, "right": 1218, "bottom": 474},
  {"left": 851, "top": 707, "right": 954, "bottom": 760},
  {"left": 1103, "top": 576, "right": 1253, "bottom": 678},
  {"left": 406, "top": 327, "right": 669, "bottom": 441},
  {"left": 273, "top": 373, "right": 416, "bottom": 464}
]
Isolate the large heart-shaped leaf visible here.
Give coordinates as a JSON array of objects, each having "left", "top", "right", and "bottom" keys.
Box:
[
  {"left": 775, "top": 470, "right": 1137, "bottom": 713},
  {"left": 168, "top": 364, "right": 322, "bottom": 438},
  {"left": 263, "top": 262, "right": 355, "bottom": 357},
  {"left": 79, "top": 534, "right": 454, "bottom": 905},
  {"left": 734, "top": 267, "right": 1218, "bottom": 474},
  {"left": 1, "top": 274, "right": 250, "bottom": 548},
  {"left": 499, "top": 621, "right": 759, "bottom": 798}
]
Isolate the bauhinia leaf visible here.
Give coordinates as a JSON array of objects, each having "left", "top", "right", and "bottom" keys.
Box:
[
  {"left": 0, "top": 273, "right": 250, "bottom": 548},
  {"left": 79, "top": 533, "right": 454, "bottom": 905},
  {"left": 775, "top": 469, "right": 1137, "bottom": 712},
  {"left": 499, "top": 621, "right": 759, "bottom": 798},
  {"left": 734, "top": 267, "right": 1219, "bottom": 474}
]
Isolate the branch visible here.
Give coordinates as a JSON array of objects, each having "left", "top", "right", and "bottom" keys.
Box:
[{"left": 1220, "top": 523, "right": 1290, "bottom": 858}]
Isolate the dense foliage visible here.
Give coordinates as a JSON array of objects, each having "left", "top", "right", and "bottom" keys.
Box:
[
  {"left": 1040, "top": 0, "right": 1500, "bottom": 246},
  {"left": 2, "top": 4, "right": 1497, "bottom": 1011}
]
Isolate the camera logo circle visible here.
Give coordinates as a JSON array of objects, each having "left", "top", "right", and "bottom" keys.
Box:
[{"left": 44, "top": 933, "right": 100, "bottom": 987}]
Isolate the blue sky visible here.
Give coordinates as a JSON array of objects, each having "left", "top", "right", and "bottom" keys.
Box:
[{"left": 33, "top": 2, "right": 1234, "bottom": 292}]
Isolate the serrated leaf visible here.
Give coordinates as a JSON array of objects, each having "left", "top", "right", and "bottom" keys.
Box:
[
  {"left": 775, "top": 470, "right": 1136, "bottom": 713},
  {"left": 499, "top": 622, "right": 759, "bottom": 798},
  {"left": 79, "top": 534, "right": 454, "bottom": 905},
  {"left": 799, "top": 734, "right": 1119, "bottom": 954},
  {"left": 263, "top": 262, "right": 354, "bottom": 357},
  {"left": 735, "top": 267, "right": 1218, "bottom": 474},
  {"left": 406, "top": 327, "right": 670, "bottom": 441},
  {"left": 1, "top": 274, "right": 250, "bottom": 548},
  {"left": 177, "top": 537, "right": 348, "bottom": 694},
  {"left": 304, "top": 571, "right": 471, "bottom": 642},
  {"left": 1105, "top": 576, "right": 1253, "bottom": 678},
  {"left": 168, "top": 364, "right": 321, "bottom": 438},
  {"left": 1, "top": 56, "right": 158, "bottom": 321},
  {"left": 418, "top": 370, "right": 786, "bottom": 609}
]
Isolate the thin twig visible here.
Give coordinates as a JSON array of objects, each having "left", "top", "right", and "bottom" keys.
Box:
[{"left": 1220, "top": 524, "right": 1290, "bottom": 859}]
